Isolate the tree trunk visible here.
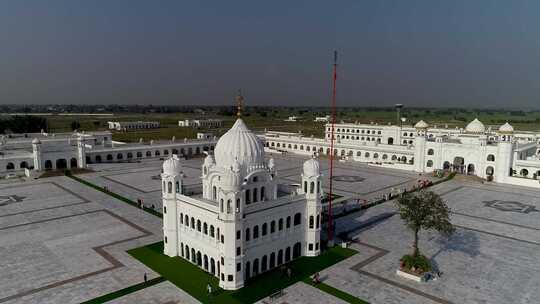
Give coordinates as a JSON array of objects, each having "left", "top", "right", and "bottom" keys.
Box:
[{"left": 413, "top": 228, "right": 419, "bottom": 257}]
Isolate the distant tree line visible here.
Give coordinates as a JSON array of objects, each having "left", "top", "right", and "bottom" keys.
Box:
[{"left": 0, "top": 116, "right": 48, "bottom": 134}]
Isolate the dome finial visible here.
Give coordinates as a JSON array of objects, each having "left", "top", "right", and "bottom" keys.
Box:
[{"left": 236, "top": 89, "right": 244, "bottom": 118}]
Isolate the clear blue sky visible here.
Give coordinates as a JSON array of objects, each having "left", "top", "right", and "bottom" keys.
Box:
[{"left": 1, "top": 1, "right": 539, "bottom": 108}]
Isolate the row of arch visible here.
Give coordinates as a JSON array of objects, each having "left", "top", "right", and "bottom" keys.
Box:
[
  {"left": 245, "top": 242, "right": 302, "bottom": 279},
  {"left": 6, "top": 161, "right": 29, "bottom": 171},
  {"left": 86, "top": 145, "right": 214, "bottom": 164},
  {"left": 179, "top": 243, "right": 220, "bottom": 279},
  {"left": 43, "top": 158, "right": 78, "bottom": 170},
  {"left": 245, "top": 213, "right": 302, "bottom": 241},
  {"left": 267, "top": 141, "right": 412, "bottom": 163},
  {"left": 179, "top": 213, "right": 223, "bottom": 243}
]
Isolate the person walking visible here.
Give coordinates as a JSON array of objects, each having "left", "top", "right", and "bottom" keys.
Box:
[
  {"left": 143, "top": 272, "right": 147, "bottom": 283},
  {"left": 207, "top": 283, "right": 212, "bottom": 296}
]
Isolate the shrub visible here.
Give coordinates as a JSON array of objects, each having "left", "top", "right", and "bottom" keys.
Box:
[{"left": 400, "top": 254, "right": 432, "bottom": 274}]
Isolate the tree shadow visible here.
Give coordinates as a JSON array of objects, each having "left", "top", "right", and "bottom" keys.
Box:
[{"left": 429, "top": 229, "right": 481, "bottom": 273}]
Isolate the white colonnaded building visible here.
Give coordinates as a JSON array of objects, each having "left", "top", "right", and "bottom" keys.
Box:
[
  {"left": 162, "top": 117, "right": 323, "bottom": 290},
  {"left": 264, "top": 118, "right": 540, "bottom": 188}
]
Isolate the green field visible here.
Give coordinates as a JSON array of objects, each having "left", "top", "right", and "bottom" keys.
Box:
[{"left": 16, "top": 107, "right": 540, "bottom": 143}]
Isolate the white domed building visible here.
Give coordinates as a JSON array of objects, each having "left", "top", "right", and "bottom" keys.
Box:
[
  {"left": 162, "top": 117, "right": 322, "bottom": 290},
  {"left": 265, "top": 117, "right": 540, "bottom": 188}
]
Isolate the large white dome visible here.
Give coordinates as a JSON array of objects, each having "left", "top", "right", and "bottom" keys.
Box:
[
  {"left": 214, "top": 119, "right": 265, "bottom": 169},
  {"left": 162, "top": 155, "right": 182, "bottom": 176},
  {"left": 465, "top": 118, "right": 485, "bottom": 134}
]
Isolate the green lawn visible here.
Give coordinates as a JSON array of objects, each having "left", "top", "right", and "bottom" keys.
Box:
[{"left": 128, "top": 242, "right": 359, "bottom": 304}]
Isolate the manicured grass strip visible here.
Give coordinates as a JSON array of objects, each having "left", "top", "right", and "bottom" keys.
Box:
[
  {"left": 303, "top": 279, "right": 369, "bottom": 304},
  {"left": 81, "top": 276, "right": 166, "bottom": 304},
  {"left": 128, "top": 242, "right": 358, "bottom": 304},
  {"left": 67, "top": 174, "right": 163, "bottom": 218}
]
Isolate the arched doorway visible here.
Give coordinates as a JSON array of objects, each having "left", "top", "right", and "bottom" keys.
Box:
[
  {"left": 204, "top": 255, "right": 208, "bottom": 271},
  {"left": 70, "top": 158, "right": 78, "bottom": 168},
  {"left": 20, "top": 161, "right": 28, "bottom": 169},
  {"left": 293, "top": 242, "right": 302, "bottom": 259},
  {"left": 210, "top": 258, "right": 216, "bottom": 275},
  {"left": 56, "top": 159, "right": 67, "bottom": 170},
  {"left": 196, "top": 251, "right": 202, "bottom": 267},
  {"left": 245, "top": 261, "right": 250, "bottom": 279},
  {"left": 387, "top": 137, "right": 394, "bottom": 145},
  {"left": 467, "top": 164, "right": 475, "bottom": 175},
  {"left": 453, "top": 157, "right": 465, "bottom": 174},
  {"left": 6, "top": 163, "right": 15, "bottom": 170},
  {"left": 45, "top": 160, "right": 53, "bottom": 170},
  {"left": 285, "top": 247, "right": 291, "bottom": 262},
  {"left": 443, "top": 161, "right": 450, "bottom": 170},
  {"left": 253, "top": 258, "right": 259, "bottom": 276}
]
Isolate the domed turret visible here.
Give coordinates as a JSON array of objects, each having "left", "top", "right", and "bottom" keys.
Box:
[
  {"left": 203, "top": 154, "right": 215, "bottom": 167},
  {"left": 498, "top": 122, "right": 514, "bottom": 134},
  {"left": 214, "top": 119, "right": 265, "bottom": 170},
  {"left": 303, "top": 157, "right": 320, "bottom": 178},
  {"left": 465, "top": 118, "right": 486, "bottom": 134},
  {"left": 414, "top": 120, "right": 429, "bottom": 129},
  {"left": 163, "top": 155, "right": 182, "bottom": 176},
  {"left": 32, "top": 138, "right": 41, "bottom": 145},
  {"left": 268, "top": 157, "right": 275, "bottom": 171}
]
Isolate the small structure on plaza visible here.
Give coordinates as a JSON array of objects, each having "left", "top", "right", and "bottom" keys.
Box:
[{"left": 162, "top": 95, "right": 323, "bottom": 290}]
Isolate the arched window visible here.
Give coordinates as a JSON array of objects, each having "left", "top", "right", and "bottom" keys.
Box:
[
  {"left": 167, "top": 182, "right": 172, "bottom": 193},
  {"left": 245, "top": 189, "right": 251, "bottom": 204},
  {"left": 310, "top": 182, "right": 314, "bottom": 193},
  {"left": 365, "top": 152, "right": 370, "bottom": 158},
  {"left": 197, "top": 220, "right": 201, "bottom": 232},
  {"left": 236, "top": 199, "right": 240, "bottom": 212},
  {"left": 520, "top": 169, "right": 529, "bottom": 177},
  {"left": 220, "top": 199, "right": 224, "bottom": 212},
  {"left": 286, "top": 216, "right": 291, "bottom": 228},
  {"left": 245, "top": 228, "right": 250, "bottom": 241},
  {"left": 487, "top": 154, "right": 495, "bottom": 162},
  {"left": 427, "top": 160, "right": 433, "bottom": 167},
  {"left": 260, "top": 187, "right": 265, "bottom": 201},
  {"left": 309, "top": 215, "right": 314, "bottom": 229},
  {"left": 373, "top": 153, "right": 379, "bottom": 159},
  {"left": 427, "top": 149, "right": 434, "bottom": 155},
  {"left": 210, "top": 225, "right": 215, "bottom": 237},
  {"left": 304, "top": 181, "right": 308, "bottom": 193},
  {"left": 6, "top": 163, "right": 14, "bottom": 170},
  {"left": 176, "top": 181, "right": 180, "bottom": 193},
  {"left": 185, "top": 215, "right": 189, "bottom": 226},
  {"left": 278, "top": 218, "right": 283, "bottom": 231},
  {"left": 203, "top": 223, "right": 208, "bottom": 235},
  {"left": 262, "top": 223, "right": 267, "bottom": 236},
  {"left": 253, "top": 188, "right": 258, "bottom": 202},
  {"left": 357, "top": 151, "right": 361, "bottom": 156},
  {"left": 294, "top": 213, "right": 301, "bottom": 226},
  {"left": 253, "top": 225, "right": 259, "bottom": 239},
  {"left": 191, "top": 217, "right": 195, "bottom": 229},
  {"left": 316, "top": 214, "right": 320, "bottom": 229},
  {"left": 270, "top": 220, "right": 276, "bottom": 233},
  {"left": 227, "top": 200, "right": 232, "bottom": 214},
  {"left": 213, "top": 186, "right": 217, "bottom": 200}
]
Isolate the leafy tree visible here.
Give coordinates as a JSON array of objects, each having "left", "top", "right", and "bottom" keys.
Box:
[{"left": 395, "top": 190, "right": 454, "bottom": 257}]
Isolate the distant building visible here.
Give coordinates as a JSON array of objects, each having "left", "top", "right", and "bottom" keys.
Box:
[
  {"left": 264, "top": 118, "right": 540, "bottom": 188},
  {"left": 314, "top": 116, "right": 330, "bottom": 122},
  {"left": 284, "top": 116, "right": 301, "bottom": 122},
  {"left": 108, "top": 121, "right": 160, "bottom": 131},
  {"left": 197, "top": 132, "right": 215, "bottom": 140},
  {"left": 178, "top": 119, "right": 223, "bottom": 128}
]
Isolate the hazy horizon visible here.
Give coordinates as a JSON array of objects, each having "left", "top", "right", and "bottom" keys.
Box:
[{"left": 1, "top": 1, "right": 540, "bottom": 108}]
